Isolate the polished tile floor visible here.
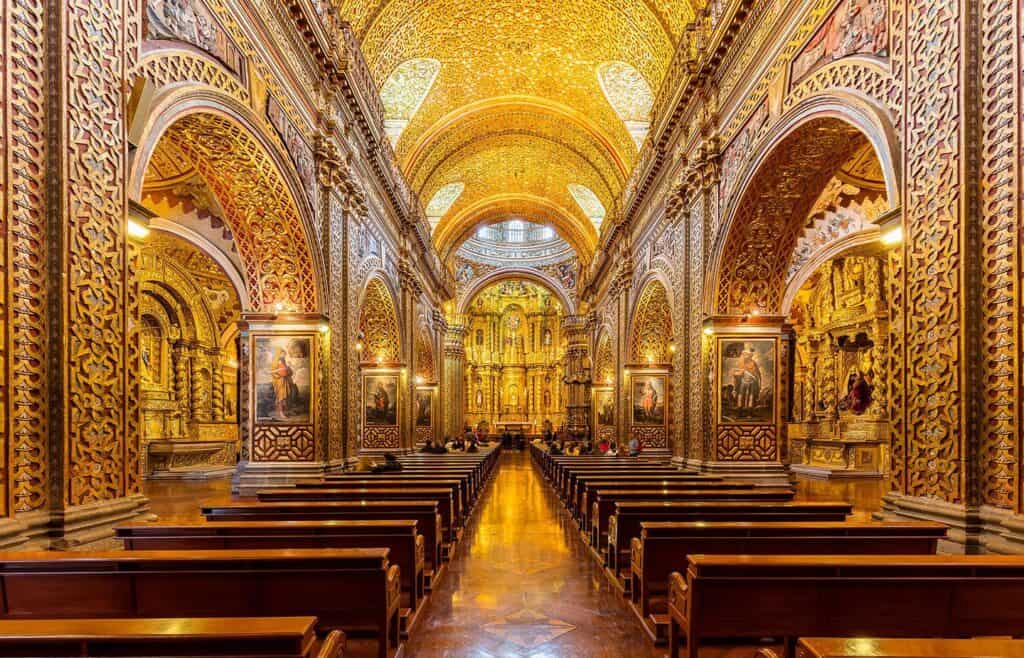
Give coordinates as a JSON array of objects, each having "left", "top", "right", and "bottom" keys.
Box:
[{"left": 141, "top": 454, "right": 888, "bottom": 657}]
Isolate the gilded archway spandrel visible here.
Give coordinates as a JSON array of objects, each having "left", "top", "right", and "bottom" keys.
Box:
[
  {"left": 359, "top": 278, "right": 402, "bottom": 362},
  {"left": 629, "top": 279, "right": 673, "bottom": 363},
  {"left": 137, "top": 50, "right": 250, "bottom": 105}
]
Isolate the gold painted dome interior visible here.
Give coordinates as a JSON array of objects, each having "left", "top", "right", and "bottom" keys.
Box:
[{"left": 339, "top": 0, "right": 702, "bottom": 261}]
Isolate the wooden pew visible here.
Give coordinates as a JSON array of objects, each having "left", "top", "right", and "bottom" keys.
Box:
[
  {"left": 330, "top": 468, "right": 480, "bottom": 501},
  {"left": 201, "top": 501, "right": 444, "bottom": 580},
  {"left": 256, "top": 487, "right": 459, "bottom": 547},
  {"left": 793, "top": 637, "right": 1024, "bottom": 658},
  {"left": 590, "top": 487, "right": 796, "bottom": 548},
  {"left": 629, "top": 521, "right": 948, "bottom": 643},
  {"left": 576, "top": 479, "right": 754, "bottom": 527},
  {"left": 298, "top": 479, "right": 468, "bottom": 526},
  {"left": 570, "top": 475, "right": 724, "bottom": 519},
  {"left": 309, "top": 476, "right": 473, "bottom": 516},
  {"left": 667, "top": 554, "right": 1024, "bottom": 658},
  {"left": 557, "top": 466, "right": 683, "bottom": 500},
  {"left": 0, "top": 549, "right": 400, "bottom": 658},
  {"left": 606, "top": 500, "right": 853, "bottom": 573},
  {"left": 0, "top": 617, "right": 344, "bottom": 658},
  {"left": 117, "top": 520, "right": 426, "bottom": 622}
]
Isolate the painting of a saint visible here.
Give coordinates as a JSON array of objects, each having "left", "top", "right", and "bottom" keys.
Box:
[
  {"left": 791, "top": 0, "right": 888, "bottom": 85},
  {"left": 719, "top": 339, "right": 775, "bottom": 424},
  {"left": 595, "top": 389, "right": 615, "bottom": 427},
  {"left": 364, "top": 375, "right": 398, "bottom": 426},
  {"left": 476, "top": 389, "right": 484, "bottom": 409},
  {"left": 415, "top": 391, "right": 432, "bottom": 427},
  {"left": 255, "top": 336, "right": 312, "bottom": 423},
  {"left": 631, "top": 376, "right": 666, "bottom": 426}
]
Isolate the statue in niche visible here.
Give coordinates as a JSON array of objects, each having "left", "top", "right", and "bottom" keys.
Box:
[
  {"left": 543, "top": 328, "right": 552, "bottom": 346},
  {"left": 843, "top": 368, "right": 873, "bottom": 414},
  {"left": 476, "top": 389, "right": 484, "bottom": 409}
]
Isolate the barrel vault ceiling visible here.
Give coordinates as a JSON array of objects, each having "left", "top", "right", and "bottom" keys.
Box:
[{"left": 338, "top": 0, "right": 702, "bottom": 262}]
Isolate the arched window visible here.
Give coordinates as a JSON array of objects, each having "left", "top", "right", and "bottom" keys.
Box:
[
  {"left": 380, "top": 58, "right": 441, "bottom": 147},
  {"left": 568, "top": 184, "right": 607, "bottom": 229},
  {"left": 597, "top": 61, "right": 653, "bottom": 148}
]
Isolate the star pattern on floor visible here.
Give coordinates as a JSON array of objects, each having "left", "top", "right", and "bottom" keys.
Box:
[{"left": 482, "top": 608, "right": 577, "bottom": 649}]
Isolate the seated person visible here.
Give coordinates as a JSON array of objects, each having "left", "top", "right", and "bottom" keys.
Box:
[
  {"left": 597, "top": 438, "right": 610, "bottom": 454},
  {"left": 354, "top": 455, "right": 377, "bottom": 472},
  {"left": 628, "top": 436, "right": 641, "bottom": 457},
  {"left": 371, "top": 452, "right": 402, "bottom": 473},
  {"left": 421, "top": 440, "right": 435, "bottom": 453},
  {"left": 549, "top": 442, "right": 564, "bottom": 456},
  {"left": 581, "top": 440, "right": 593, "bottom": 455},
  {"left": 605, "top": 441, "right": 618, "bottom": 457},
  {"left": 466, "top": 439, "right": 479, "bottom": 453}
]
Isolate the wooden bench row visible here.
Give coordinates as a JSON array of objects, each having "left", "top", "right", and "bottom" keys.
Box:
[
  {"left": 0, "top": 617, "right": 344, "bottom": 658},
  {"left": 0, "top": 447, "right": 503, "bottom": 658}
]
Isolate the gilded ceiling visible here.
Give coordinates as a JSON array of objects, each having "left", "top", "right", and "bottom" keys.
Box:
[{"left": 338, "top": 0, "right": 699, "bottom": 258}]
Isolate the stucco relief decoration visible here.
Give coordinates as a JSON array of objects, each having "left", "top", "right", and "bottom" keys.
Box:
[
  {"left": 161, "top": 114, "right": 318, "bottom": 312},
  {"left": 593, "top": 333, "right": 614, "bottom": 385},
  {"left": 719, "top": 101, "right": 769, "bottom": 210},
  {"left": 145, "top": 0, "right": 244, "bottom": 77},
  {"left": 359, "top": 278, "right": 402, "bottom": 363},
  {"left": 716, "top": 121, "right": 868, "bottom": 315},
  {"left": 786, "top": 193, "right": 886, "bottom": 284},
  {"left": 267, "top": 95, "right": 316, "bottom": 206},
  {"left": 791, "top": 0, "right": 888, "bottom": 87},
  {"left": 415, "top": 326, "right": 437, "bottom": 382},
  {"left": 630, "top": 280, "right": 673, "bottom": 364}
]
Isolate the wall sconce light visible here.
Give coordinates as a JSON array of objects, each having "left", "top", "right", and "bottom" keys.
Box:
[
  {"left": 605, "top": 376, "right": 613, "bottom": 386},
  {"left": 668, "top": 343, "right": 677, "bottom": 354},
  {"left": 414, "top": 374, "right": 424, "bottom": 385},
  {"left": 225, "top": 358, "right": 239, "bottom": 369},
  {"left": 401, "top": 367, "right": 408, "bottom": 377},
  {"left": 750, "top": 308, "right": 761, "bottom": 317},
  {"left": 623, "top": 368, "right": 630, "bottom": 378},
  {"left": 274, "top": 301, "right": 286, "bottom": 313},
  {"left": 646, "top": 354, "right": 655, "bottom": 365},
  {"left": 318, "top": 323, "right": 329, "bottom": 334},
  {"left": 376, "top": 353, "right": 384, "bottom": 366},
  {"left": 880, "top": 226, "right": 903, "bottom": 246},
  {"left": 355, "top": 341, "right": 364, "bottom": 353},
  {"left": 127, "top": 218, "right": 150, "bottom": 241},
  {"left": 703, "top": 326, "right": 715, "bottom": 337}
]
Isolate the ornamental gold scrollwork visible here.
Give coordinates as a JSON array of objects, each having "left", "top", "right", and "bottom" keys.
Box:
[
  {"left": 629, "top": 279, "right": 673, "bottom": 363},
  {"left": 359, "top": 278, "right": 402, "bottom": 362},
  {"left": 162, "top": 113, "right": 319, "bottom": 313}
]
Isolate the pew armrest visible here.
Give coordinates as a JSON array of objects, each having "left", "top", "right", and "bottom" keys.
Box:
[
  {"left": 607, "top": 513, "right": 617, "bottom": 545},
  {"left": 317, "top": 630, "right": 346, "bottom": 658},
  {"left": 667, "top": 571, "right": 688, "bottom": 619},
  {"left": 755, "top": 649, "right": 781, "bottom": 658},
  {"left": 415, "top": 534, "right": 425, "bottom": 572},
  {"left": 630, "top": 537, "right": 642, "bottom": 571},
  {"left": 387, "top": 563, "right": 402, "bottom": 608}
]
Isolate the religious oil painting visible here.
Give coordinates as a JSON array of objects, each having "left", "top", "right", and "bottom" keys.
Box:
[
  {"left": 719, "top": 339, "right": 776, "bottom": 424},
  {"left": 791, "top": 0, "right": 888, "bottom": 85},
  {"left": 365, "top": 375, "right": 399, "bottom": 426},
  {"left": 254, "top": 336, "right": 312, "bottom": 423},
  {"left": 631, "top": 376, "right": 666, "bottom": 426},
  {"left": 146, "top": 0, "right": 244, "bottom": 75},
  {"left": 594, "top": 388, "right": 615, "bottom": 427},
  {"left": 415, "top": 390, "right": 432, "bottom": 428}
]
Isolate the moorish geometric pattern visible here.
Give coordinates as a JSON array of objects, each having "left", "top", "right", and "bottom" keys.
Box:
[
  {"left": 359, "top": 278, "right": 402, "bottom": 362},
  {"left": 252, "top": 425, "right": 316, "bottom": 462},
  {"left": 482, "top": 609, "right": 576, "bottom": 649},
  {"left": 629, "top": 279, "right": 673, "bottom": 363}
]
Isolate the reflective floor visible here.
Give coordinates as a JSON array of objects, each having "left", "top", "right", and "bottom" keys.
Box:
[
  {"left": 403, "top": 451, "right": 666, "bottom": 658},
  {"left": 141, "top": 454, "right": 888, "bottom": 657}
]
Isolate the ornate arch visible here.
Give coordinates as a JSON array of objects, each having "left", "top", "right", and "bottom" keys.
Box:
[
  {"left": 709, "top": 98, "right": 897, "bottom": 316},
  {"left": 593, "top": 329, "right": 615, "bottom": 385},
  {"left": 129, "top": 84, "right": 322, "bottom": 314},
  {"left": 359, "top": 276, "right": 403, "bottom": 363},
  {"left": 456, "top": 267, "right": 575, "bottom": 315},
  {"left": 629, "top": 277, "right": 673, "bottom": 364},
  {"left": 415, "top": 322, "right": 437, "bottom": 383}
]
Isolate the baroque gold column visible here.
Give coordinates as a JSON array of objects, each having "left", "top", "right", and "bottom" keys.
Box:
[
  {"left": 443, "top": 324, "right": 467, "bottom": 438},
  {"left": 562, "top": 314, "right": 590, "bottom": 436}
]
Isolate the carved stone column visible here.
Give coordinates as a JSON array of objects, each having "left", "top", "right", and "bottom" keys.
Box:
[
  {"left": 398, "top": 252, "right": 422, "bottom": 452},
  {"left": 443, "top": 324, "right": 468, "bottom": 437},
  {"left": 561, "top": 315, "right": 590, "bottom": 436},
  {"left": 211, "top": 357, "right": 224, "bottom": 422}
]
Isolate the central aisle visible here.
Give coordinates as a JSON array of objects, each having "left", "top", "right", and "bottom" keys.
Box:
[{"left": 405, "top": 450, "right": 664, "bottom": 657}]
